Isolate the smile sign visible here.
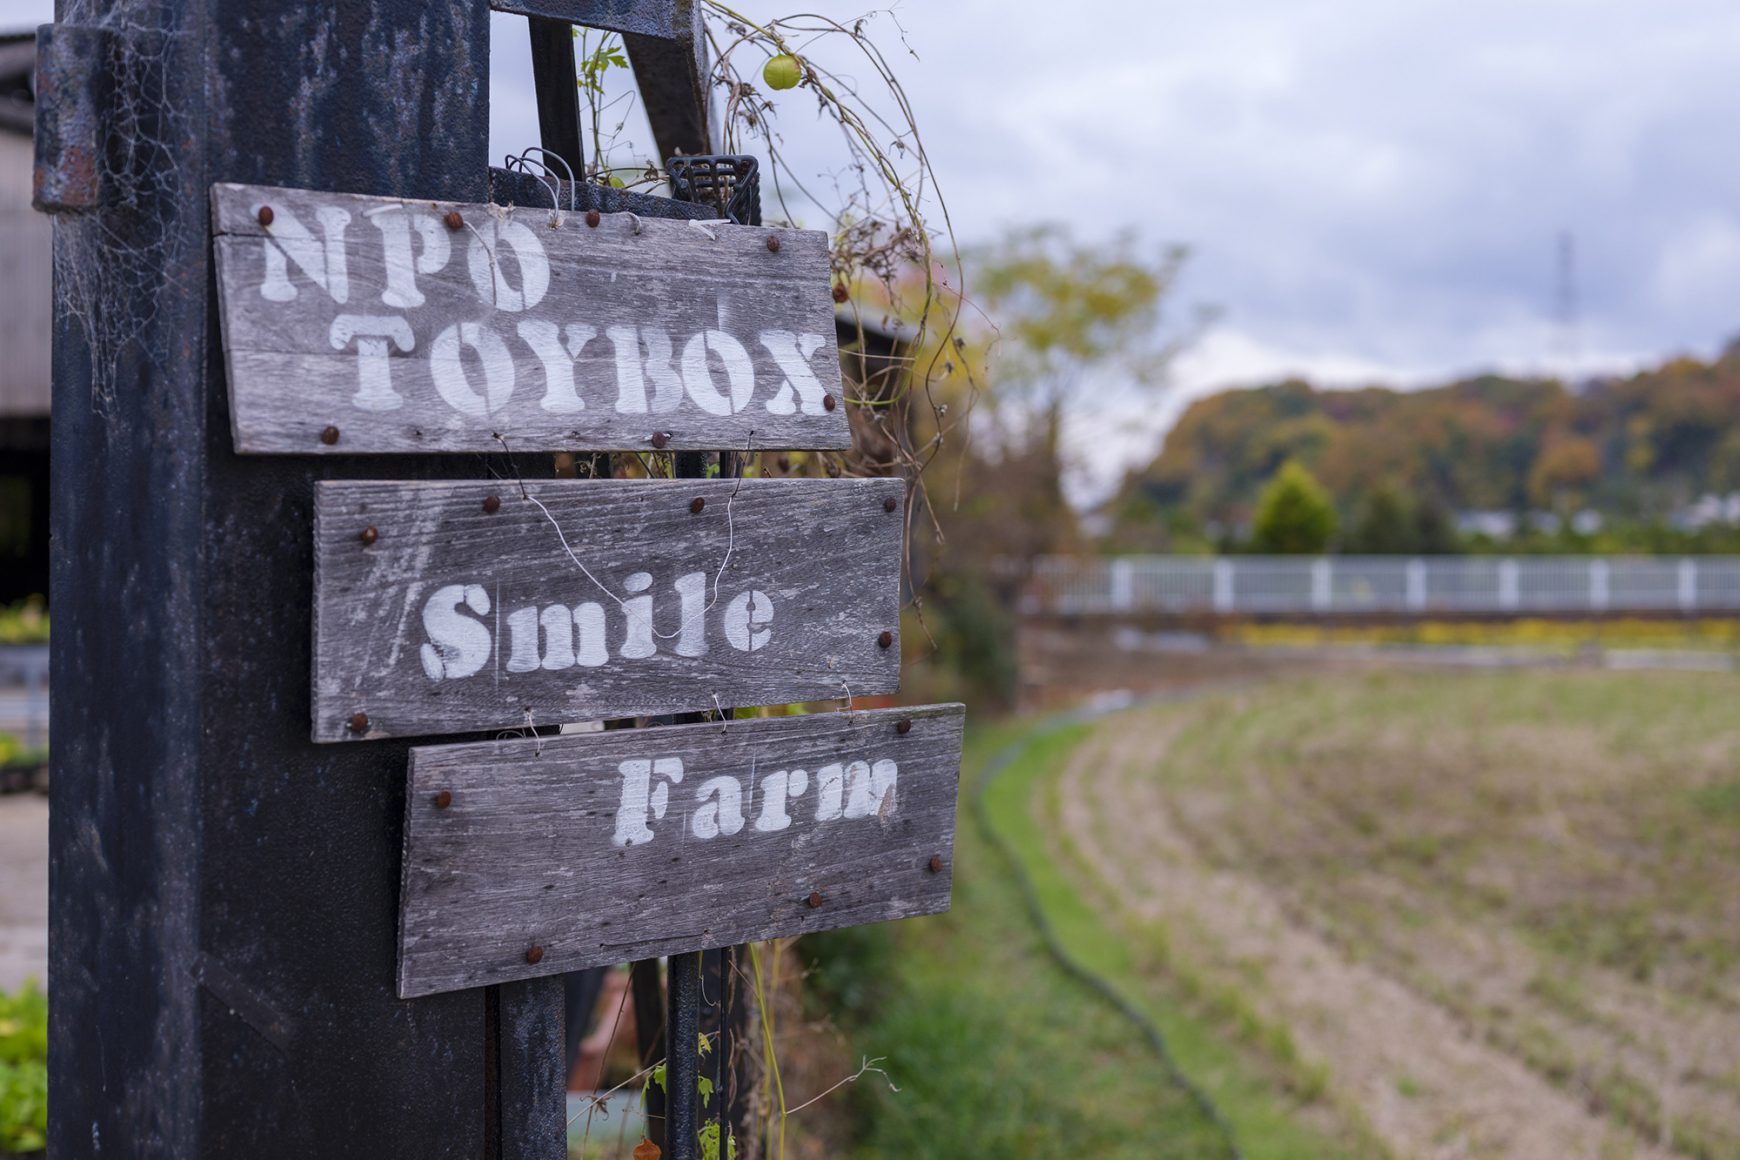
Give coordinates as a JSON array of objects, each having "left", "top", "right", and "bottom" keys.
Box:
[
  {"left": 312, "top": 478, "right": 904, "bottom": 742},
  {"left": 210, "top": 183, "right": 850, "bottom": 454}
]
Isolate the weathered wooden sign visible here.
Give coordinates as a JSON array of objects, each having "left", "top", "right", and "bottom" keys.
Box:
[
  {"left": 313, "top": 477, "right": 903, "bottom": 742},
  {"left": 210, "top": 182, "right": 849, "bottom": 454},
  {"left": 397, "top": 703, "right": 964, "bottom": 997}
]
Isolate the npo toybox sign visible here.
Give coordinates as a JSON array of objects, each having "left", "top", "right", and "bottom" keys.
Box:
[{"left": 210, "top": 183, "right": 850, "bottom": 454}]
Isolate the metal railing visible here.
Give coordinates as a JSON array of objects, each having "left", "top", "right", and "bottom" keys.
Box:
[{"left": 1026, "top": 555, "right": 1740, "bottom": 617}]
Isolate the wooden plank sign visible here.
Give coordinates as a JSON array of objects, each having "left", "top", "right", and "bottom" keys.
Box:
[
  {"left": 210, "top": 182, "right": 849, "bottom": 454},
  {"left": 313, "top": 478, "right": 903, "bottom": 742},
  {"left": 397, "top": 703, "right": 964, "bottom": 997}
]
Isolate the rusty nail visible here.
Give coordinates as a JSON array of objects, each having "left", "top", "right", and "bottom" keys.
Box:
[
  {"left": 766, "top": 235, "right": 781, "bottom": 252},
  {"left": 360, "top": 526, "right": 378, "bottom": 546},
  {"left": 526, "top": 945, "right": 544, "bottom": 965},
  {"left": 348, "top": 712, "right": 369, "bottom": 733},
  {"left": 482, "top": 495, "right": 501, "bottom": 514},
  {"left": 257, "top": 205, "right": 274, "bottom": 227},
  {"left": 806, "top": 891, "right": 824, "bottom": 909},
  {"left": 585, "top": 209, "right": 601, "bottom": 228},
  {"left": 896, "top": 718, "right": 912, "bottom": 735},
  {"left": 444, "top": 210, "right": 463, "bottom": 231},
  {"left": 433, "top": 790, "right": 452, "bottom": 810},
  {"left": 883, "top": 496, "right": 898, "bottom": 513},
  {"left": 651, "top": 431, "right": 669, "bottom": 449},
  {"left": 878, "top": 630, "right": 894, "bottom": 649},
  {"left": 822, "top": 394, "right": 837, "bottom": 412},
  {"left": 832, "top": 284, "right": 849, "bottom": 303},
  {"left": 928, "top": 855, "right": 943, "bottom": 874},
  {"left": 689, "top": 496, "right": 706, "bottom": 514},
  {"left": 320, "top": 425, "right": 340, "bottom": 445}
]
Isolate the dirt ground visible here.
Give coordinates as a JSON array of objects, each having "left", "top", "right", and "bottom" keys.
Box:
[{"left": 1035, "top": 671, "right": 1740, "bottom": 1160}]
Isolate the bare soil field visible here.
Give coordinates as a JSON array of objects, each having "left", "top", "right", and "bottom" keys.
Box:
[{"left": 1041, "top": 670, "right": 1740, "bottom": 1159}]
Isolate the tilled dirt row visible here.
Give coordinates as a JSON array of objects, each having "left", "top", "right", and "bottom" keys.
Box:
[{"left": 1042, "top": 711, "right": 1683, "bottom": 1160}]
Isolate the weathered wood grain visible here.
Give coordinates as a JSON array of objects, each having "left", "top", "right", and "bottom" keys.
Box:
[
  {"left": 313, "top": 478, "right": 904, "bottom": 742},
  {"left": 397, "top": 703, "right": 964, "bottom": 998},
  {"left": 210, "top": 182, "right": 848, "bottom": 454}
]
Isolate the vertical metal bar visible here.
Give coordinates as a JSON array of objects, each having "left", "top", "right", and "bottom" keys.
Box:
[
  {"left": 666, "top": 951, "right": 702, "bottom": 1160},
  {"left": 500, "top": 976, "right": 568, "bottom": 1160},
  {"left": 528, "top": 17, "right": 586, "bottom": 178},
  {"left": 630, "top": 958, "right": 668, "bottom": 1153}
]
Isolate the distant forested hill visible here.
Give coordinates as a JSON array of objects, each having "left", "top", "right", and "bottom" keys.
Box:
[{"left": 1115, "top": 350, "right": 1740, "bottom": 537}]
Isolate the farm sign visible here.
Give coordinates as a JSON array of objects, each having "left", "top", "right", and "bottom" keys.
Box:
[
  {"left": 210, "top": 183, "right": 850, "bottom": 454},
  {"left": 397, "top": 704, "right": 964, "bottom": 997},
  {"left": 312, "top": 477, "right": 904, "bottom": 741}
]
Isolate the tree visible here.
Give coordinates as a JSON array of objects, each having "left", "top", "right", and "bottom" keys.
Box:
[
  {"left": 1251, "top": 461, "right": 1337, "bottom": 554},
  {"left": 1344, "top": 483, "right": 1414, "bottom": 554}
]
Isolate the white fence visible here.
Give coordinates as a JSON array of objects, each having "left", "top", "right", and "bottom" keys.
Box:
[{"left": 1027, "top": 556, "right": 1740, "bottom": 617}]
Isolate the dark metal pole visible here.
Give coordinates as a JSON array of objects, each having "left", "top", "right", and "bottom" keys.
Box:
[
  {"left": 666, "top": 950, "right": 703, "bottom": 1160},
  {"left": 43, "top": 2, "right": 495, "bottom": 1156},
  {"left": 528, "top": 17, "right": 586, "bottom": 178}
]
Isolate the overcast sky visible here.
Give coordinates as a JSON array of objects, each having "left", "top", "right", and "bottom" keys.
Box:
[
  {"left": 18, "top": 0, "right": 1740, "bottom": 496},
  {"left": 490, "top": 1, "right": 1740, "bottom": 495}
]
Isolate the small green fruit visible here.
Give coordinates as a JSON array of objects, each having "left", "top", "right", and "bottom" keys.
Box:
[{"left": 763, "top": 53, "right": 802, "bottom": 91}]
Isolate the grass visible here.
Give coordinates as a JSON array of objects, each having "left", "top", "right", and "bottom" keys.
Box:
[
  {"left": 810, "top": 721, "right": 1369, "bottom": 1160},
  {"left": 0, "top": 981, "right": 47, "bottom": 1156},
  {"left": 1227, "top": 616, "right": 1740, "bottom": 653},
  {"left": 1135, "top": 669, "right": 1740, "bottom": 1156}
]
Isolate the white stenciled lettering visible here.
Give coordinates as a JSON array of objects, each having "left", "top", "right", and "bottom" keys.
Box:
[
  {"left": 259, "top": 204, "right": 351, "bottom": 304},
  {"left": 691, "top": 776, "right": 746, "bottom": 839},
  {"left": 419, "top": 584, "right": 492, "bottom": 680},
  {"left": 753, "top": 768, "right": 808, "bottom": 832},
  {"left": 367, "top": 207, "right": 451, "bottom": 308},
  {"left": 673, "top": 571, "right": 708, "bottom": 658},
  {"left": 606, "top": 325, "right": 686, "bottom": 414},
  {"left": 612, "top": 757, "right": 684, "bottom": 847},
  {"left": 846, "top": 758, "right": 898, "bottom": 818},
  {"left": 621, "top": 572, "right": 656, "bottom": 659},
  {"left": 760, "top": 331, "right": 830, "bottom": 415},
  {"left": 516, "top": 321, "right": 597, "bottom": 413},
  {"left": 722, "top": 589, "right": 773, "bottom": 652},
  {"left": 615, "top": 756, "right": 898, "bottom": 846},
  {"left": 329, "top": 315, "right": 414, "bottom": 411},
  {"left": 681, "top": 330, "right": 756, "bottom": 415},
  {"left": 430, "top": 321, "right": 516, "bottom": 417},
  {"left": 464, "top": 217, "right": 551, "bottom": 312},
  {"left": 572, "top": 602, "right": 609, "bottom": 667}
]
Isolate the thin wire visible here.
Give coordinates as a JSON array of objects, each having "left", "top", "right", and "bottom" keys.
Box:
[{"left": 500, "top": 433, "right": 754, "bottom": 643}]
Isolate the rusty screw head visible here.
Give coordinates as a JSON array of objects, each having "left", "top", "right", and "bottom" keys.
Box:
[
  {"left": 896, "top": 718, "right": 912, "bottom": 735},
  {"left": 320, "top": 425, "right": 340, "bottom": 446},
  {"left": 806, "top": 891, "right": 824, "bottom": 909},
  {"left": 822, "top": 394, "right": 837, "bottom": 412},
  {"left": 348, "top": 712, "right": 369, "bottom": 734},
  {"left": 883, "top": 496, "right": 898, "bottom": 513},
  {"left": 360, "top": 526, "right": 378, "bottom": 546},
  {"left": 526, "top": 945, "right": 544, "bottom": 965},
  {"left": 650, "top": 431, "right": 670, "bottom": 450},
  {"left": 433, "top": 790, "right": 453, "bottom": 810},
  {"left": 585, "top": 209, "right": 601, "bottom": 228},
  {"left": 257, "top": 205, "right": 274, "bottom": 227},
  {"left": 928, "top": 854, "right": 943, "bottom": 874},
  {"left": 444, "top": 210, "right": 463, "bottom": 231},
  {"left": 766, "top": 234, "right": 781, "bottom": 253},
  {"left": 482, "top": 494, "right": 501, "bottom": 514},
  {"left": 832, "top": 283, "right": 849, "bottom": 304},
  {"left": 689, "top": 496, "right": 706, "bottom": 514},
  {"left": 877, "top": 630, "right": 894, "bottom": 649}
]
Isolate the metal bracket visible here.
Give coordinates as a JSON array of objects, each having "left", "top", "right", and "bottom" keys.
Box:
[{"left": 32, "top": 23, "right": 116, "bottom": 214}]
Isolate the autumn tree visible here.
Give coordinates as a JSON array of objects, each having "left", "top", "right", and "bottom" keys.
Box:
[{"left": 1251, "top": 461, "right": 1338, "bottom": 554}]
